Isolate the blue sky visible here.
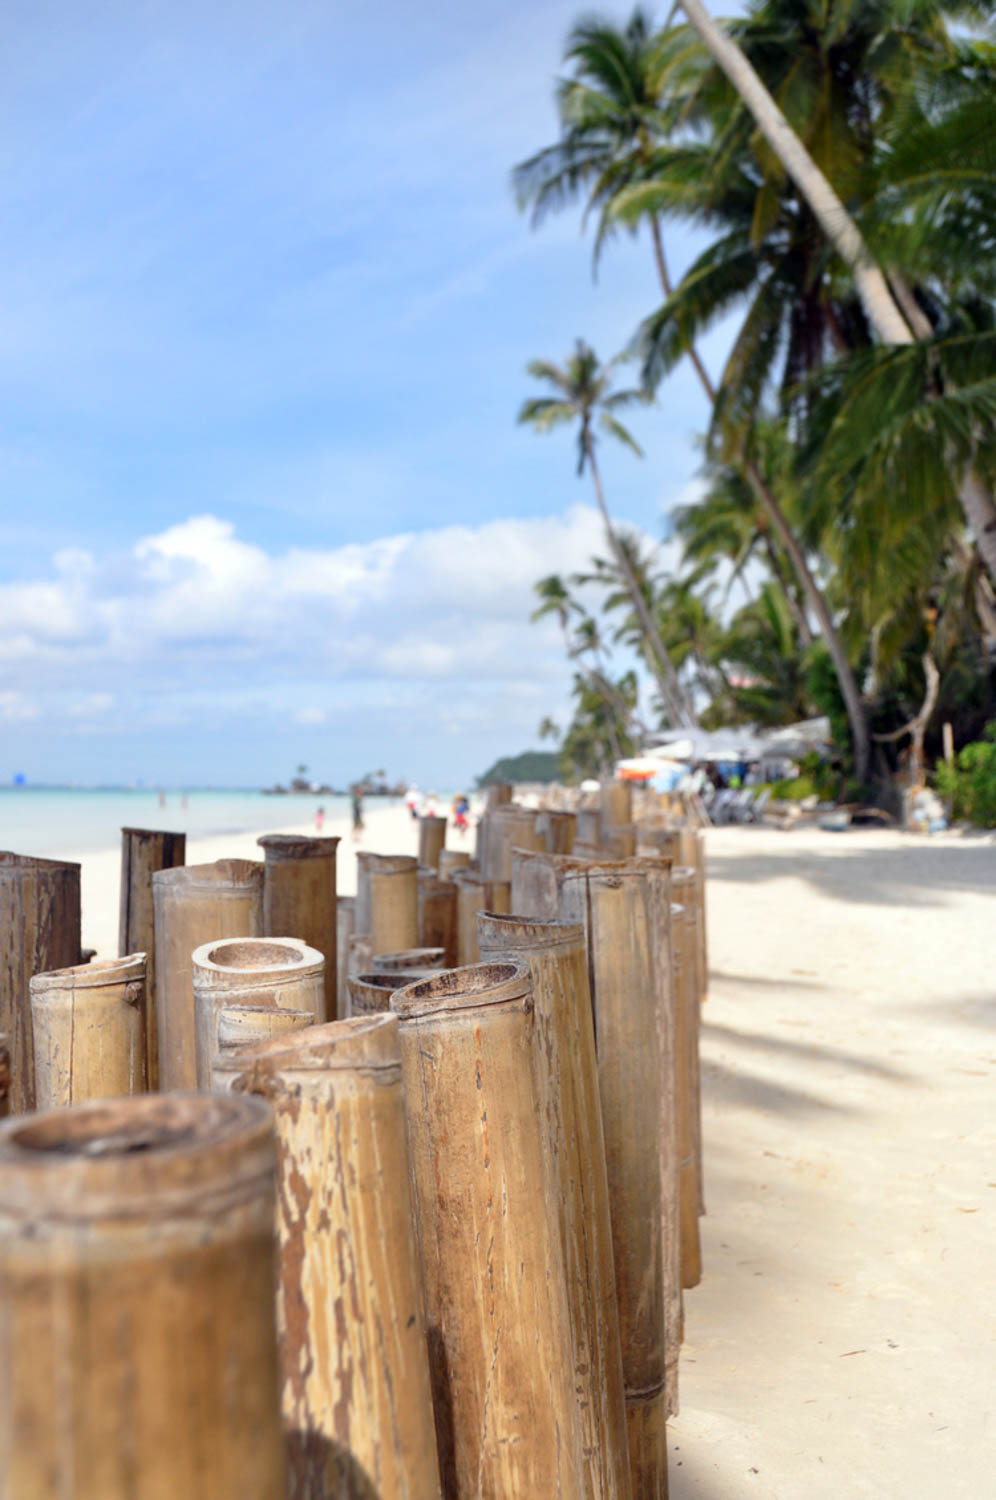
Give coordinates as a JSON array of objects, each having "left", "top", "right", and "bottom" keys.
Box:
[{"left": 1, "top": 0, "right": 730, "bottom": 787}]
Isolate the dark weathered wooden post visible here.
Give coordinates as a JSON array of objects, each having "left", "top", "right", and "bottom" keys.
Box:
[
  {"left": 258, "top": 834, "right": 339, "bottom": 1022},
  {"left": 119, "top": 827, "right": 185, "bottom": 1088}
]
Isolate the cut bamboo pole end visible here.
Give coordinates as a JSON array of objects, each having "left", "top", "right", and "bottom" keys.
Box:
[
  {"left": 0, "top": 1092, "right": 285, "bottom": 1499},
  {"left": 392, "top": 961, "right": 588, "bottom": 1496},
  {"left": 418, "top": 814, "right": 447, "bottom": 870},
  {"left": 30, "top": 952, "right": 147, "bottom": 1109},
  {"left": 192, "top": 936, "right": 323, "bottom": 1090},
  {"left": 356, "top": 853, "right": 418, "bottom": 955},
  {"left": 214, "top": 1015, "right": 442, "bottom": 1500},
  {"left": 118, "top": 827, "right": 185, "bottom": 1090},
  {"left": 438, "top": 848, "right": 471, "bottom": 881}
]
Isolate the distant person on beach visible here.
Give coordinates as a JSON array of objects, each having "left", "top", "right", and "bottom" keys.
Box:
[
  {"left": 315, "top": 805, "right": 325, "bottom": 833},
  {"left": 351, "top": 787, "right": 364, "bottom": 841},
  {"left": 405, "top": 785, "right": 420, "bottom": 820},
  {"left": 453, "top": 793, "right": 469, "bottom": 836}
]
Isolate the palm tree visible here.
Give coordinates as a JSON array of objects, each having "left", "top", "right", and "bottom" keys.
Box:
[
  {"left": 514, "top": 8, "right": 869, "bottom": 776},
  {"left": 674, "top": 0, "right": 996, "bottom": 584},
  {"left": 518, "top": 339, "right": 695, "bottom": 726}
]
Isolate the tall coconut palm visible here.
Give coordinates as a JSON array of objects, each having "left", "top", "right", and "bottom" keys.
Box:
[
  {"left": 674, "top": 0, "right": 996, "bottom": 585},
  {"left": 513, "top": 7, "right": 870, "bottom": 776},
  {"left": 518, "top": 339, "right": 696, "bottom": 726}
]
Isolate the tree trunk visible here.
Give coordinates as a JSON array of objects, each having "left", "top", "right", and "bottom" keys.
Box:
[
  {"left": 677, "top": 0, "right": 996, "bottom": 587},
  {"left": 0, "top": 1093, "right": 285, "bottom": 1499},
  {"left": 214, "top": 1017, "right": 443, "bottom": 1500},
  {"left": 477, "top": 914, "right": 633, "bottom": 1498},
  {"left": 191, "top": 936, "right": 323, "bottom": 1089},
  {"left": 30, "top": 953, "right": 147, "bottom": 1109},
  {"left": 391, "top": 962, "right": 589, "bottom": 1496},
  {"left": 119, "top": 827, "right": 185, "bottom": 1089},
  {"left": 258, "top": 834, "right": 339, "bottom": 1024}
]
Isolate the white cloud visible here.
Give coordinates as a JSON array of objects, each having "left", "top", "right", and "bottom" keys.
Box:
[{"left": 0, "top": 691, "right": 38, "bottom": 721}]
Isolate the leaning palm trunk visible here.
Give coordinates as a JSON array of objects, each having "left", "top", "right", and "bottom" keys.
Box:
[{"left": 677, "top": 0, "right": 996, "bottom": 587}]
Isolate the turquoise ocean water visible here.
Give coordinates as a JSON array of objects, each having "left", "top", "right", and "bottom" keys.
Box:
[{"left": 0, "top": 788, "right": 365, "bottom": 858}]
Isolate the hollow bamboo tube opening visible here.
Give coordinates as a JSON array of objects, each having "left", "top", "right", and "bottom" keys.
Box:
[
  {"left": 192, "top": 935, "right": 323, "bottom": 1090},
  {"left": 119, "top": 828, "right": 185, "bottom": 1090},
  {"left": 0, "top": 851, "right": 82, "bottom": 1113},
  {"left": 417, "top": 868, "right": 459, "bottom": 965},
  {"left": 153, "top": 859, "right": 263, "bottom": 1092},
  {"left": 559, "top": 862, "right": 673, "bottom": 1497},
  {"left": 476, "top": 914, "right": 633, "bottom": 1498},
  {"left": 355, "top": 853, "right": 418, "bottom": 956},
  {"left": 371, "top": 947, "right": 446, "bottom": 973},
  {"left": 418, "top": 814, "right": 447, "bottom": 870},
  {"left": 347, "top": 972, "right": 416, "bottom": 1016},
  {"left": 0, "top": 1092, "right": 284, "bottom": 1499},
  {"left": 214, "top": 1015, "right": 442, "bottom": 1500},
  {"left": 451, "top": 871, "right": 510, "bottom": 964},
  {"left": 392, "top": 961, "right": 587, "bottom": 1496},
  {"left": 438, "top": 848, "right": 470, "bottom": 881},
  {"left": 30, "top": 952, "right": 147, "bottom": 1109},
  {"left": 258, "top": 834, "right": 339, "bottom": 1024}
]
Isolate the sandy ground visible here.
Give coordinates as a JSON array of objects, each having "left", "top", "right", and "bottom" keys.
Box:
[
  {"left": 74, "top": 812, "right": 995, "bottom": 1495},
  {"left": 671, "top": 823, "right": 996, "bottom": 1500}
]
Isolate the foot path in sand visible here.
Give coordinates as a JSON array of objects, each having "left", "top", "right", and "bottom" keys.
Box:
[{"left": 669, "top": 825, "right": 996, "bottom": 1499}]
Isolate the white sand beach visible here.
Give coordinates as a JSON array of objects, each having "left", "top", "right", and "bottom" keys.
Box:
[
  {"left": 72, "top": 812, "right": 995, "bottom": 1496},
  {"left": 671, "top": 823, "right": 996, "bottom": 1499}
]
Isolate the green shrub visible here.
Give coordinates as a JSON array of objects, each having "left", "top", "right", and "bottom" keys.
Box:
[{"left": 934, "top": 722, "right": 996, "bottom": 827}]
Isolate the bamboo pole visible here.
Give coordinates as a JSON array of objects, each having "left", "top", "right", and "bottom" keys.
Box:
[
  {"left": 670, "top": 900, "right": 702, "bottom": 1290},
  {"left": 371, "top": 946, "right": 446, "bottom": 974},
  {"left": 481, "top": 805, "right": 545, "bottom": 882},
  {"left": 258, "top": 835, "right": 339, "bottom": 1023},
  {"left": 192, "top": 937, "right": 323, "bottom": 1090},
  {"left": 485, "top": 782, "right": 513, "bottom": 808},
  {"left": 217, "top": 1004, "right": 315, "bottom": 1054},
  {"left": 558, "top": 860, "right": 674, "bottom": 1496},
  {"left": 153, "top": 860, "right": 264, "bottom": 1091},
  {"left": 673, "top": 867, "right": 705, "bottom": 1220},
  {"left": 679, "top": 831, "right": 708, "bottom": 1003},
  {"left": 510, "top": 847, "right": 564, "bottom": 920},
  {"left": 0, "top": 1035, "right": 9, "bottom": 1119},
  {"left": 213, "top": 1016, "right": 442, "bottom": 1500},
  {"left": 537, "top": 808, "right": 577, "bottom": 854},
  {"left": 417, "top": 868, "right": 459, "bottom": 965},
  {"left": 392, "top": 962, "right": 587, "bottom": 1496},
  {"left": 600, "top": 779, "right": 633, "bottom": 839},
  {"left": 452, "top": 870, "right": 510, "bottom": 964},
  {"left": 604, "top": 824, "right": 637, "bottom": 859},
  {"left": 30, "top": 953, "right": 147, "bottom": 1109},
  {"left": 347, "top": 932, "right": 373, "bottom": 982},
  {"left": 418, "top": 814, "right": 447, "bottom": 871},
  {"left": 118, "top": 827, "right": 185, "bottom": 1090},
  {"left": 477, "top": 914, "right": 632, "bottom": 1498},
  {"left": 355, "top": 854, "right": 418, "bottom": 955},
  {"left": 336, "top": 896, "right": 356, "bottom": 1021},
  {"left": 438, "top": 849, "right": 471, "bottom": 881},
  {"left": 0, "top": 1093, "right": 285, "bottom": 1498},
  {"left": 0, "top": 852, "right": 81, "bottom": 1113},
  {"left": 347, "top": 973, "right": 411, "bottom": 1017},
  {"left": 577, "top": 807, "right": 602, "bottom": 845}
]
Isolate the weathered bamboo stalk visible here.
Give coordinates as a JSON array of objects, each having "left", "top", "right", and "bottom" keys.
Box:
[
  {"left": 347, "top": 931, "right": 373, "bottom": 982},
  {"left": 418, "top": 814, "right": 447, "bottom": 871},
  {"left": 477, "top": 914, "right": 632, "bottom": 1498},
  {"left": 417, "top": 867, "right": 459, "bottom": 965},
  {"left": 217, "top": 1004, "right": 315, "bottom": 1055},
  {"left": 679, "top": 830, "right": 708, "bottom": 1003},
  {"left": 153, "top": 860, "right": 264, "bottom": 1091},
  {"left": 600, "top": 779, "right": 633, "bottom": 839},
  {"left": 355, "top": 853, "right": 418, "bottom": 956},
  {"left": 30, "top": 953, "right": 147, "bottom": 1109},
  {"left": 509, "top": 847, "right": 564, "bottom": 920},
  {"left": 192, "top": 937, "right": 323, "bottom": 1089},
  {"left": 670, "top": 899, "right": 702, "bottom": 1290},
  {"left": 537, "top": 808, "right": 577, "bottom": 854},
  {"left": 347, "top": 973, "right": 411, "bottom": 1017},
  {"left": 481, "top": 805, "right": 544, "bottom": 882},
  {"left": 558, "top": 861, "right": 673, "bottom": 1497},
  {"left": 118, "top": 827, "right": 185, "bottom": 1090},
  {"left": 0, "top": 852, "right": 81, "bottom": 1113},
  {"left": 452, "top": 870, "right": 510, "bottom": 964},
  {"left": 604, "top": 824, "right": 637, "bottom": 859},
  {"left": 673, "top": 866, "right": 706, "bottom": 1219},
  {"left": 371, "top": 946, "right": 446, "bottom": 974},
  {"left": 438, "top": 848, "right": 471, "bottom": 881},
  {"left": 213, "top": 1016, "right": 442, "bottom": 1500},
  {"left": 0, "top": 1093, "right": 285, "bottom": 1498},
  {"left": 258, "top": 835, "right": 339, "bottom": 1023},
  {"left": 336, "top": 896, "right": 356, "bottom": 1021},
  {"left": 577, "top": 807, "right": 602, "bottom": 845},
  {"left": 485, "top": 782, "right": 513, "bottom": 809},
  {"left": 392, "top": 962, "right": 587, "bottom": 1496},
  {"left": 0, "top": 1035, "right": 9, "bottom": 1119}
]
